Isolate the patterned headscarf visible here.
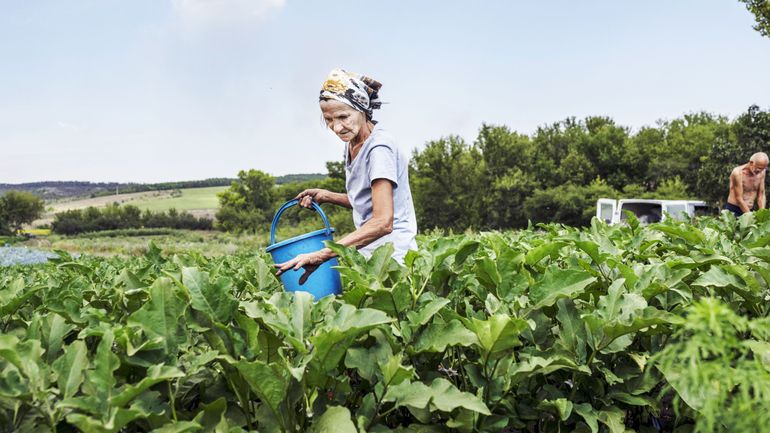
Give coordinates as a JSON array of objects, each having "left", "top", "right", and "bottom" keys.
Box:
[{"left": 319, "top": 68, "right": 382, "bottom": 122}]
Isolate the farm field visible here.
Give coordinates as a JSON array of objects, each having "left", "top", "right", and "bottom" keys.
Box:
[
  {"left": 21, "top": 229, "right": 265, "bottom": 257},
  {"left": 2, "top": 212, "right": 769, "bottom": 432},
  {"left": 127, "top": 186, "right": 226, "bottom": 213},
  {"left": 33, "top": 186, "right": 227, "bottom": 227}
]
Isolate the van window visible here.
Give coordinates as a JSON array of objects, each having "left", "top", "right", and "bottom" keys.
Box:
[
  {"left": 620, "top": 202, "right": 662, "bottom": 224},
  {"left": 664, "top": 204, "right": 688, "bottom": 220},
  {"left": 693, "top": 205, "right": 711, "bottom": 217},
  {"left": 600, "top": 203, "right": 614, "bottom": 223}
]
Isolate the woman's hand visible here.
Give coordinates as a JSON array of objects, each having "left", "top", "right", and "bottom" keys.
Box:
[
  {"left": 274, "top": 249, "right": 332, "bottom": 285},
  {"left": 295, "top": 189, "right": 331, "bottom": 208}
]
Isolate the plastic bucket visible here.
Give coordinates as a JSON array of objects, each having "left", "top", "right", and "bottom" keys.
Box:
[{"left": 266, "top": 199, "right": 342, "bottom": 300}]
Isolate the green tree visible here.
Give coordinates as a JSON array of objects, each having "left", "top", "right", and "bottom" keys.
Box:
[
  {"left": 654, "top": 113, "right": 730, "bottom": 194},
  {"left": 475, "top": 124, "right": 537, "bottom": 228},
  {"left": 739, "top": 0, "right": 770, "bottom": 37},
  {"left": 216, "top": 169, "right": 278, "bottom": 232},
  {"left": 410, "top": 136, "right": 485, "bottom": 230},
  {"left": 326, "top": 161, "right": 346, "bottom": 181},
  {"left": 524, "top": 178, "right": 619, "bottom": 226},
  {"left": 0, "top": 191, "right": 45, "bottom": 234}
]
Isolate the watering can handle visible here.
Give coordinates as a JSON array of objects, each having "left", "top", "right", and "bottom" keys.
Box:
[{"left": 269, "top": 199, "right": 332, "bottom": 245}]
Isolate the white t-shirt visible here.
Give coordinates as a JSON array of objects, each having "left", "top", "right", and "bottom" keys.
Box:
[{"left": 344, "top": 124, "right": 418, "bottom": 263}]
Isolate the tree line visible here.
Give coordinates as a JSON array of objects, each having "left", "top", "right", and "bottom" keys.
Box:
[
  {"left": 51, "top": 204, "right": 213, "bottom": 235},
  {"left": 217, "top": 105, "right": 770, "bottom": 233},
  {"left": 5, "top": 105, "right": 767, "bottom": 236}
]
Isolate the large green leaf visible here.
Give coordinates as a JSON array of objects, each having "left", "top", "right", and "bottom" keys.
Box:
[
  {"left": 232, "top": 358, "right": 291, "bottom": 426},
  {"left": 309, "top": 305, "right": 392, "bottom": 377},
  {"left": 555, "top": 298, "right": 588, "bottom": 361},
  {"left": 127, "top": 277, "right": 189, "bottom": 356},
  {"left": 110, "top": 364, "right": 184, "bottom": 408},
  {"left": 525, "top": 267, "right": 597, "bottom": 314},
  {"left": 413, "top": 319, "right": 477, "bottom": 353},
  {"left": 52, "top": 340, "right": 88, "bottom": 399},
  {"left": 182, "top": 267, "right": 238, "bottom": 324},
  {"left": 465, "top": 314, "right": 529, "bottom": 357},
  {"left": 308, "top": 406, "right": 357, "bottom": 433},
  {"left": 382, "top": 378, "right": 490, "bottom": 415}
]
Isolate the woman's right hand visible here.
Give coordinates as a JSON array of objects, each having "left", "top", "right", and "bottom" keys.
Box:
[{"left": 295, "top": 189, "right": 330, "bottom": 208}]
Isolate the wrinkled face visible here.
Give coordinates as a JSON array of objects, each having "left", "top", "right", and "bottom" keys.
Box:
[
  {"left": 749, "top": 159, "right": 768, "bottom": 176},
  {"left": 320, "top": 99, "right": 366, "bottom": 142}
]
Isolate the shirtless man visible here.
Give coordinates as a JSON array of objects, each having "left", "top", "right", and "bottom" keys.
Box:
[{"left": 725, "top": 152, "right": 768, "bottom": 217}]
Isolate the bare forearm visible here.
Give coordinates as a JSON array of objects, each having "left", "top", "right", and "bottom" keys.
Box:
[
  {"left": 759, "top": 194, "right": 766, "bottom": 209},
  {"left": 336, "top": 217, "right": 393, "bottom": 250},
  {"left": 326, "top": 192, "right": 352, "bottom": 209}
]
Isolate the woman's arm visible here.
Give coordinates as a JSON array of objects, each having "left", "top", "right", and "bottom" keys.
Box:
[
  {"left": 296, "top": 189, "right": 352, "bottom": 209},
  {"left": 334, "top": 178, "right": 394, "bottom": 249},
  {"left": 276, "top": 179, "right": 394, "bottom": 283}
]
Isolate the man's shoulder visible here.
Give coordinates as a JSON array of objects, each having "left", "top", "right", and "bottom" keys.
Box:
[{"left": 731, "top": 166, "right": 744, "bottom": 176}]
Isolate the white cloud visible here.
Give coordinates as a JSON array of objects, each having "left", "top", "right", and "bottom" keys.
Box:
[{"left": 171, "top": 0, "right": 286, "bottom": 27}]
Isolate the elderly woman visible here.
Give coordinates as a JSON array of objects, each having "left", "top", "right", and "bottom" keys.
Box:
[{"left": 276, "top": 68, "right": 417, "bottom": 282}]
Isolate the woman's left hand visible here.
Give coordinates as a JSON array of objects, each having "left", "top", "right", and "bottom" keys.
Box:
[{"left": 274, "top": 250, "right": 330, "bottom": 285}]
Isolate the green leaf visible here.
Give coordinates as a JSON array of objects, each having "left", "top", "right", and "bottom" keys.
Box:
[
  {"left": 127, "top": 277, "right": 189, "bottom": 355},
  {"left": 555, "top": 298, "right": 587, "bottom": 361},
  {"left": 379, "top": 353, "right": 415, "bottom": 386},
  {"left": 110, "top": 364, "right": 184, "bottom": 408},
  {"left": 692, "top": 265, "right": 742, "bottom": 288},
  {"left": 191, "top": 397, "right": 229, "bottom": 432},
  {"left": 601, "top": 307, "right": 685, "bottom": 344},
  {"left": 525, "top": 267, "right": 597, "bottom": 314},
  {"left": 525, "top": 241, "right": 566, "bottom": 265},
  {"left": 539, "top": 398, "right": 573, "bottom": 421},
  {"left": 651, "top": 223, "right": 706, "bottom": 244},
  {"left": 182, "top": 267, "right": 238, "bottom": 324},
  {"left": 233, "top": 358, "right": 290, "bottom": 426},
  {"left": 308, "top": 406, "right": 357, "bottom": 433},
  {"left": 151, "top": 421, "right": 202, "bottom": 433},
  {"left": 597, "top": 406, "right": 627, "bottom": 433},
  {"left": 406, "top": 298, "right": 450, "bottom": 327},
  {"left": 574, "top": 403, "right": 599, "bottom": 433},
  {"left": 413, "top": 320, "right": 477, "bottom": 353},
  {"left": 309, "top": 305, "right": 392, "bottom": 377},
  {"left": 53, "top": 340, "right": 88, "bottom": 399},
  {"left": 382, "top": 378, "right": 490, "bottom": 415},
  {"left": 466, "top": 314, "right": 528, "bottom": 357},
  {"left": 84, "top": 329, "right": 120, "bottom": 404}
]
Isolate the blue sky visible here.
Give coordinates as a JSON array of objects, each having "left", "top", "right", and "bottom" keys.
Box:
[{"left": 1, "top": 0, "right": 768, "bottom": 183}]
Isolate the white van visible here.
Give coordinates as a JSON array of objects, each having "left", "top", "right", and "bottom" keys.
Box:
[{"left": 596, "top": 198, "right": 710, "bottom": 225}]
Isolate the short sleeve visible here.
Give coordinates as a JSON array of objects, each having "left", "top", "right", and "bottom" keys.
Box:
[{"left": 367, "top": 145, "right": 398, "bottom": 187}]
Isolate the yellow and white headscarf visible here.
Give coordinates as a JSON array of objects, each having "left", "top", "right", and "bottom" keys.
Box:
[{"left": 319, "top": 68, "right": 382, "bottom": 122}]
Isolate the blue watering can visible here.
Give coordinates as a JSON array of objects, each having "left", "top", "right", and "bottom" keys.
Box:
[{"left": 266, "top": 199, "right": 342, "bottom": 300}]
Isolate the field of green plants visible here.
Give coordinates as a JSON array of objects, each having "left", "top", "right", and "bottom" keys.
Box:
[{"left": 2, "top": 212, "right": 770, "bottom": 433}]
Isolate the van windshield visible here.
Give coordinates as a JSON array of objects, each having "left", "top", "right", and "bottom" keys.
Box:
[{"left": 619, "top": 202, "right": 662, "bottom": 224}]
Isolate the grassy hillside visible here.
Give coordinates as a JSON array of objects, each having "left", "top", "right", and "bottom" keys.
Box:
[
  {"left": 32, "top": 186, "right": 227, "bottom": 227},
  {"left": 127, "top": 186, "right": 226, "bottom": 212}
]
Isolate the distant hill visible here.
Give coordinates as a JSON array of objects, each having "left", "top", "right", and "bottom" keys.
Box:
[
  {"left": 0, "top": 173, "right": 327, "bottom": 201},
  {"left": 274, "top": 173, "right": 326, "bottom": 185}
]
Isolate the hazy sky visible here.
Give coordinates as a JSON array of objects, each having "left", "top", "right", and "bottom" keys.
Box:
[{"left": 1, "top": 0, "right": 768, "bottom": 183}]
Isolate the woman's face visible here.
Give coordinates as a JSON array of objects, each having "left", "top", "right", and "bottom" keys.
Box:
[{"left": 320, "top": 99, "right": 366, "bottom": 142}]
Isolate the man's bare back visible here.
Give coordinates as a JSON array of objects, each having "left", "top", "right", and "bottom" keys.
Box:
[{"left": 726, "top": 153, "right": 768, "bottom": 215}]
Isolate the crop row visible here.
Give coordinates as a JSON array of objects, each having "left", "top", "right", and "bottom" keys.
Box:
[{"left": 1, "top": 212, "right": 770, "bottom": 432}]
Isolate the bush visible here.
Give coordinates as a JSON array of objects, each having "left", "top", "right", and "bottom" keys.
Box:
[{"left": 52, "top": 204, "right": 213, "bottom": 235}]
